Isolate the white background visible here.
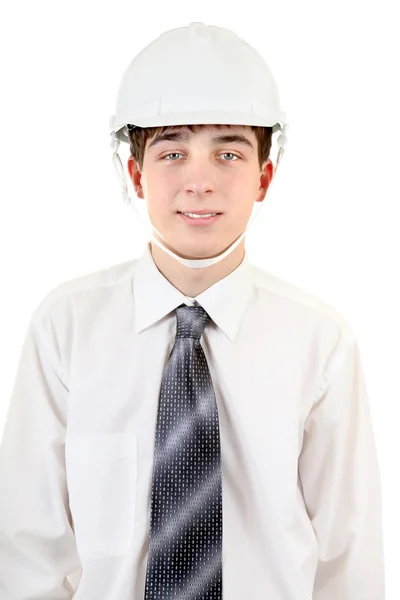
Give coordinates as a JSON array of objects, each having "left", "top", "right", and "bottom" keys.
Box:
[{"left": 0, "top": 0, "right": 398, "bottom": 596}]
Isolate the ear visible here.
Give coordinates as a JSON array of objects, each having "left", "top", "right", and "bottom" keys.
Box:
[
  {"left": 127, "top": 156, "right": 145, "bottom": 199},
  {"left": 256, "top": 159, "right": 274, "bottom": 203}
]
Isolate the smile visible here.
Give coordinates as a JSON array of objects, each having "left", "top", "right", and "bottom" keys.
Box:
[{"left": 177, "top": 213, "right": 222, "bottom": 226}]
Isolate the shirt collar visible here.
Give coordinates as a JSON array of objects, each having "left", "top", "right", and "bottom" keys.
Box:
[{"left": 133, "top": 242, "right": 254, "bottom": 342}]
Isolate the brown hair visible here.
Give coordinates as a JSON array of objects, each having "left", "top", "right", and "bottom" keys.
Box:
[{"left": 127, "top": 124, "right": 273, "bottom": 173}]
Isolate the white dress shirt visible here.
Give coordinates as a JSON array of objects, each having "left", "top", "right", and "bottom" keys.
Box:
[{"left": 0, "top": 241, "right": 385, "bottom": 599}]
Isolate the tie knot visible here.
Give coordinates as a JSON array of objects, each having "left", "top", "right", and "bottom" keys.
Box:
[{"left": 175, "top": 304, "right": 211, "bottom": 339}]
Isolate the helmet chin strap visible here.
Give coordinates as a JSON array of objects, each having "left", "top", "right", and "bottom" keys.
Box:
[
  {"left": 110, "top": 128, "right": 287, "bottom": 269},
  {"left": 149, "top": 224, "right": 247, "bottom": 269}
]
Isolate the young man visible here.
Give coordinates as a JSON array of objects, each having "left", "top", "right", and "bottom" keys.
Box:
[{"left": 0, "top": 22, "right": 384, "bottom": 600}]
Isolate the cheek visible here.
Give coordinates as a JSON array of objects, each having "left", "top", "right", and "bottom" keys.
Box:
[{"left": 145, "top": 171, "right": 179, "bottom": 197}]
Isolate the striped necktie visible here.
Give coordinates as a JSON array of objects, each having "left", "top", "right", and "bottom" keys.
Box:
[{"left": 144, "top": 303, "right": 223, "bottom": 599}]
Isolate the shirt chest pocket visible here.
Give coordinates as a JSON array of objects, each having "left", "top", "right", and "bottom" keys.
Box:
[{"left": 65, "top": 431, "right": 138, "bottom": 562}]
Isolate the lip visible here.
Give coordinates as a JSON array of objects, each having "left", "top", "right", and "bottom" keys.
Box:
[
  {"left": 178, "top": 212, "right": 222, "bottom": 226},
  {"left": 177, "top": 210, "right": 222, "bottom": 215}
]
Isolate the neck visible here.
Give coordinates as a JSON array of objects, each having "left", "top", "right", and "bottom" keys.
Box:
[{"left": 149, "top": 238, "right": 246, "bottom": 298}]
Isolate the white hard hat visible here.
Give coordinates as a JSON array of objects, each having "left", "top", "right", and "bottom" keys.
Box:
[{"left": 109, "top": 22, "right": 289, "bottom": 269}]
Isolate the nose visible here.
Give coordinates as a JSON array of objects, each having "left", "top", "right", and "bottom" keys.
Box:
[
  {"left": 184, "top": 170, "right": 216, "bottom": 195},
  {"left": 184, "top": 181, "right": 215, "bottom": 195},
  {"left": 182, "top": 157, "right": 217, "bottom": 196}
]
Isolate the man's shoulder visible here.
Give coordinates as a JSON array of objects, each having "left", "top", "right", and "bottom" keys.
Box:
[
  {"left": 30, "top": 257, "right": 139, "bottom": 325},
  {"left": 249, "top": 262, "right": 355, "bottom": 340}
]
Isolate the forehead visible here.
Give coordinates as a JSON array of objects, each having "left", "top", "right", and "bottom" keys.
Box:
[
  {"left": 156, "top": 124, "right": 252, "bottom": 136},
  {"left": 146, "top": 124, "right": 256, "bottom": 151}
]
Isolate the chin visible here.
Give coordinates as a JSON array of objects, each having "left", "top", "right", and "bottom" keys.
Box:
[{"left": 161, "top": 239, "right": 225, "bottom": 260}]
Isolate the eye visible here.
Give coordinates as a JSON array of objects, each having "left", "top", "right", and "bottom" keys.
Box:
[
  {"left": 161, "top": 152, "right": 240, "bottom": 161},
  {"left": 220, "top": 153, "right": 239, "bottom": 161},
  {"left": 162, "top": 153, "right": 182, "bottom": 161}
]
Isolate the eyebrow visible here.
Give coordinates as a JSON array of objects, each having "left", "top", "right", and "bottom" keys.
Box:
[{"left": 147, "top": 131, "right": 255, "bottom": 151}]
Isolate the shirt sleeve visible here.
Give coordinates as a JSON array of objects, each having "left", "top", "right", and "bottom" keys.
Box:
[
  {"left": 0, "top": 318, "right": 82, "bottom": 599},
  {"left": 298, "top": 327, "right": 385, "bottom": 599}
]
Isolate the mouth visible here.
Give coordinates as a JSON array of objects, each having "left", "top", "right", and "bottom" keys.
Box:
[{"left": 177, "top": 211, "right": 222, "bottom": 226}]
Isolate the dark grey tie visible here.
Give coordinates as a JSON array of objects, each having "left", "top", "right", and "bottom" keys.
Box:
[{"left": 144, "top": 303, "right": 223, "bottom": 599}]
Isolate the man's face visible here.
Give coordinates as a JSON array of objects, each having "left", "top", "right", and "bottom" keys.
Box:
[{"left": 127, "top": 124, "right": 273, "bottom": 259}]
